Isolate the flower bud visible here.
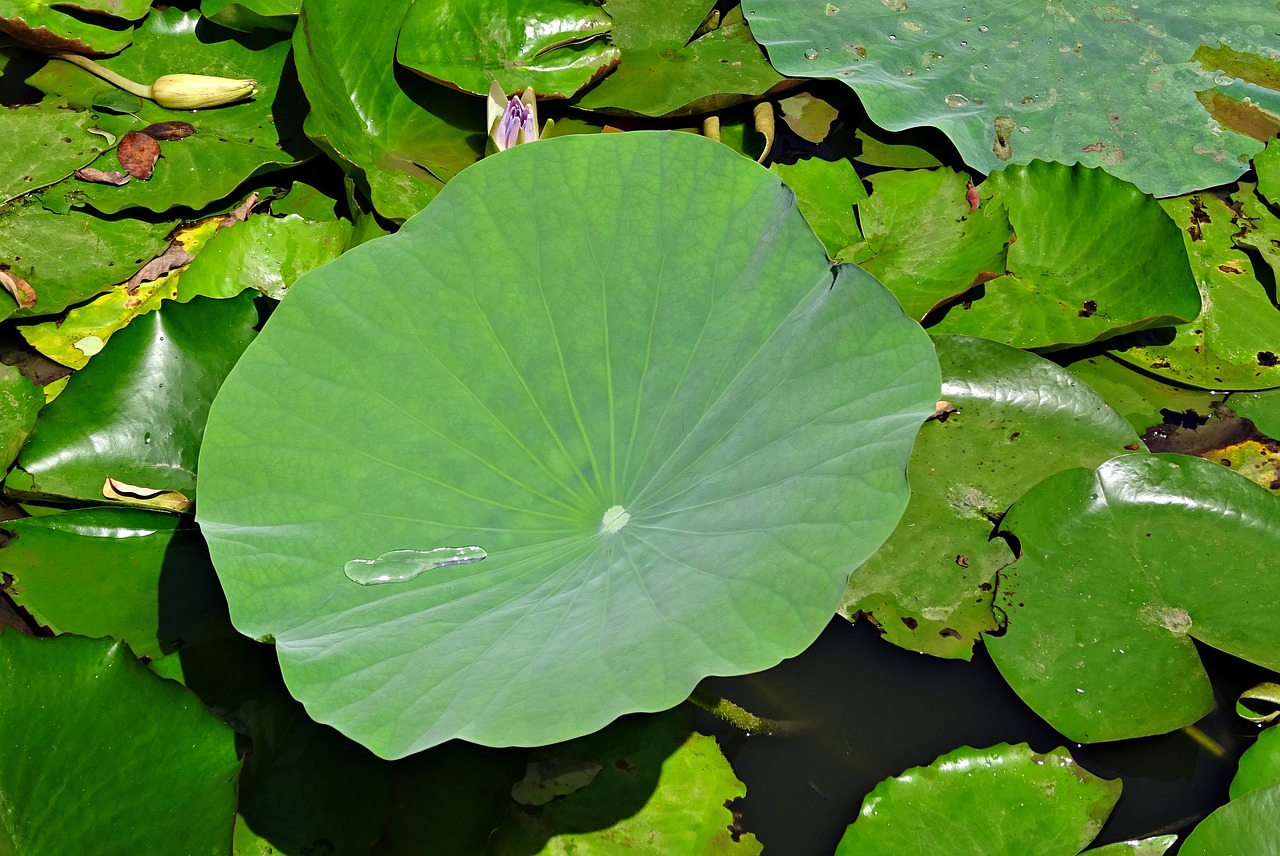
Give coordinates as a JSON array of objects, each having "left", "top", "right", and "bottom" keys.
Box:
[{"left": 149, "top": 74, "right": 258, "bottom": 110}]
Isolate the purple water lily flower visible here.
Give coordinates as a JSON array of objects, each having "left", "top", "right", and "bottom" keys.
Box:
[{"left": 487, "top": 82, "right": 540, "bottom": 152}]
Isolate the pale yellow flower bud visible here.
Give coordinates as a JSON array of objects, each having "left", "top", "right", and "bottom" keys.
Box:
[{"left": 148, "top": 74, "right": 258, "bottom": 109}]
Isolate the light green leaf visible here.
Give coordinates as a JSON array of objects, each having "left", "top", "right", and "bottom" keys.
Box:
[
  {"left": 0, "top": 0, "right": 149, "bottom": 53},
  {"left": 197, "top": 131, "right": 940, "bottom": 756},
  {"left": 770, "top": 157, "right": 866, "bottom": 259},
  {"left": 1179, "top": 781, "right": 1280, "bottom": 855},
  {"left": 0, "top": 99, "right": 106, "bottom": 203}
]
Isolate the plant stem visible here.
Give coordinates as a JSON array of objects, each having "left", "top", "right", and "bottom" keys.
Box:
[
  {"left": 53, "top": 52, "right": 152, "bottom": 100},
  {"left": 687, "top": 686, "right": 796, "bottom": 736}
]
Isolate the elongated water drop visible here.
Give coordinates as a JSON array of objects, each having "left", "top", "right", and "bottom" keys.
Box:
[
  {"left": 944, "top": 93, "right": 971, "bottom": 107},
  {"left": 344, "top": 546, "right": 487, "bottom": 585}
]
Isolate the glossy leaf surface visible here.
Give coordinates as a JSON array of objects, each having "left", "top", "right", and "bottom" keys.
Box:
[
  {"left": 989, "top": 453, "right": 1280, "bottom": 742},
  {"left": 201, "top": 0, "right": 300, "bottom": 33},
  {"left": 836, "top": 743, "right": 1120, "bottom": 855},
  {"left": 746, "top": 1, "right": 1277, "bottom": 195},
  {"left": 197, "top": 131, "right": 940, "bottom": 756},
  {"left": 0, "top": 0, "right": 148, "bottom": 53},
  {"left": 0, "top": 99, "right": 106, "bottom": 203},
  {"left": 0, "top": 632, "right": 240, "bottom": 856},
  {"left": 1179, "top": 782, "right": 1280, "bottom": 856},
  {"left": 844, "top": 335, "right": 1139, "bottom": 659},
  {"left": 1230, "top": 725, "right": 1280, "bottom": 799}
]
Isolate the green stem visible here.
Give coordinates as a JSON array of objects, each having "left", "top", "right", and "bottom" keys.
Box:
[
  {"left": 687, "top": 686, "right": 796, "bottom": 736},
  {"left": 53, "top": 52, "right": 153, "bottom": 100}
]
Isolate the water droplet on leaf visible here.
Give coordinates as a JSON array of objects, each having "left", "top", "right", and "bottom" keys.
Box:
[
  {"left": 601, "top": 505, "right": 631, "bottom": 534},
  {"left": 944, "top": 93, "right": 971, "bottom": 107},
  {"left": 344, "top": 546, "right": 487, "bottom": 586},
  {"left": 804, "top": 48, "right": 819, "bottom": 60}
]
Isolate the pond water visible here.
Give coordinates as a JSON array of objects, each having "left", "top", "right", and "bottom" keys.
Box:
[{"left": 699, "top": 617, "right": 1271, "bottom": 854}]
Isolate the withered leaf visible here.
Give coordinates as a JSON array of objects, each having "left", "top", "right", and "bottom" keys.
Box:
[
  {"left": 0, "top": 270, "right": 37, "bottom": 309},
  {"left": 103, "top": 477, "right": 192, "bottom": 513},
  {"left": 140, "top": 121, "right": 197, "bottom": 141},
  {"left": 222, "top": 191, "right": 260, "bottom": 226},
  {"left": 127, "top": 242, "right": 195, "bottom": 292},
  {"left": 74, "top": 167, "right": 132, "bottom": 186},
  {"left": 117, "top": 131, "right": 162, "bottom": 180}
]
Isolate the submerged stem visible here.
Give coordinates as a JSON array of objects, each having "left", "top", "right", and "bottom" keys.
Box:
[
  {"left": 53, "top": 53, "right": 152, "bottom": 99},
  {"left": 687, "top": 686, "right": 796, "bottom": 736}
]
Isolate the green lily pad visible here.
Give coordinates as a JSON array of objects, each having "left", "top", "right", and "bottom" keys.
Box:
[
  {"left": 1231, "top": 389, "right": 1280, "bottom": 440},
  {"left": 932, "top": 162, "right": 1201, "bottom": 350},
  {"left": 201, "top": 0, "right": 300, "bottom": 33},
  {"left": 0, "top": 632, "right": 240, "bottom": 856},
  {"left": 488, "top": 709, "right": 761, "bottom": 854},
  {"left": 27, "top": 8, "right": 310, "bottom": 215},
  {"left": 1179, "top": 781, "right": 1280, "bottom": 855},
  {"left": 197, "top": 131, "right": 940, "bottom": 756},
  {"left": 0, "top": 194, "right": 174, "bottom": 320},
  {"left": 1231, "top": 725, "right": 1280, "bottom": 799},
  {"left": 745, "top": 1, "right": 1276, "bottom": 196},
  {"left": 1108, "top": 193, "right": 1280, "bottom": 390},
  {"left": 851, "top": 167, "right": 1010, "bottom": 320},
  {"left": 0, "top": 99, "right": 106, "bottom": 203},
  {"left": 0, "top": 0, "right": 149, "bottom": 54},
  {"left": 10, "top": 293, "right": 259, "bottom": 507},
  {"left": 1065, "top": 356, "right": 1222, "bottom": 436},
  {"left": 835, "top": 743, "right": 1121, "bottom": 855},
  {"left": 844, "top": 335, "right": 1139, "bottom": 659},
  {"left": 397, "top": 0, "right": 618, "bottom": 99},
  {"left": 0, "top": 509, "right": 233, "bottom": 661},
  {"left": 1084, "top": 837, "right": 1177, "bottom": 855},
  {"left": 853, "top": 121, "right": 948, "bottom": 169},
  {"left": 1256, "top": 139, "right": 1280, "bottom": 206},
  {"left": 176, "top": 212, "right": 353, "bottom": 301},
  {"left": 572, "top": 4, "right": 785, "bottom": 117},
  {"left": 293, "top": 0, "right": 484, "bottom": 221},
  {"left": 770, "top": 156, "right": 866, "bottom": 259},
  {"left": 988, "top": 453, "right": 1280, "bottom": 743},
  {"left": 0, "top": 364, "right": 43, "bottom": 471}
]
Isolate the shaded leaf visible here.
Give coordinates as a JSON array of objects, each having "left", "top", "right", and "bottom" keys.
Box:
[{"left": 1179, "top": 782, "right": 1280, "bottom": 855}]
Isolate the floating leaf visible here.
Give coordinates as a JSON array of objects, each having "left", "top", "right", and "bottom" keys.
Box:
[
  {"left": 746, "top": 0, "right": 1278, "bottom": 195},
  {"left": 103, "top": 477, "right": 193, "bottom": 512},
  {"left": 770, "top": 157, "right": 866, "bottom": 259},
  {"left": 197, "top": 131, "right": 940, "bottom": 756},
  {"left": 1230, "top": 724, "right": 1280, "bottom": 799},
  {"left": 0, "top": 98, "right": 106, "bottom": 203},
  {"left": 1179, "top": 781, "right": 1280, "bottom": 855},
  {"left": 835, "top": 743, "right": 1120, "bottom": 855},
  {"left": 844, "top": 336, "right": 1139, "bottom": 659},
  {"left": 1065, "top": 356, "right": 1221, "bottom": 436},
  {"left": 116, "top": 131, "right": 161, "bottom": 180},
  {"left": 1231, "top": 389, "right": 1280, "bottom": 439},
  {"left": 511, "top": 759, "right": 604, "bottom": 807},
  {"left": 932, "top": 162, "right": 1201, "bottom": 350},
  {"left": 0, "top": 632, "right": 240, "bottom": 855},
  {"left": 201, "top": 0, "right": 300, "bottom": 33},
  {"left": 0, "top": 0, "right": 149, "bottom": 53},
  {"left": 988, "top": 453, "right": 1280, "bottom": 742}
]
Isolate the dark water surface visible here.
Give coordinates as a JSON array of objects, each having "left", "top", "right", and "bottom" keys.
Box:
[{"left": 698, "top": 618, "right": 1270, "bottom": 855}]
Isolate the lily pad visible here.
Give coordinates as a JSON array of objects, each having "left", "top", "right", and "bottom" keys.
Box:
[
  {"left": 572, "top": 4, "right": 785, "bottom": 117},
  {"left": 1230, "top": 725, "right": 1280, "bottom": 799},
  {"left": 293, "top": 0, "right": 485, "bottom": 221},
  {"left": 1108, "top": 192, "right": 1280, "bottom": 390},
  {"left": 1231, "top": 389, "right": 1280, "bottom": 440},
  {"left": 0, "top": 632, "right": 240, "bottom": 856},
  {"left": 201, "top": 0, "right": 300, "bottom": 34},
  {"left": 851, "top": 167, "right": 1010, "bottom": 320},
  {"left": 1179, "top": 781, "right": 1280, "bottom": 855},
  {"left": 397, "top": 0, "right": 618, "bottom": 99},
  {"left": 0, "top": 98, "right": 106, "bottom": 203},
  {"left": 769, "top": 156, "right": 866, "bottom": 259},
  {"left": 835, "top": 743, "right": 1121, "bottom": 855},
  {"left": 843, "top": 335, "right": 1139, "bottom": 659},
  {"left": 0, "top": 509, "right": 233, "bottom": 661},
  {"left": 0, "top": 364, "right": 43, "bottom": 471},
  {"left": 0, "top": 0, "right": 149, "bottom": 54},
  {"left": 1084, "top": 838, "right": 1177, "bottom": 855},
  {"left": 28, "top": 8, "right": 310, "bottom": 215},
  {"left": 1065, "top": 356, "right": 1222, "bottom": 436},
  {"left": 10, "top": 293, "right": 259, "bottom": 507},
  {"left": 932, "top": 161, "right": 1201, "bottom": 350},
  {"left": 197, "top": 131, "right": 940, "bottom": 756},
  {"left": 988, "top": 453, "right": 1280, "bottom": 743},
  {"left": 745, "top": 0, "right": 1277, "bottom": 196},
  {"left": 488, "top": 709, "right": 761, "bottom": 854}
]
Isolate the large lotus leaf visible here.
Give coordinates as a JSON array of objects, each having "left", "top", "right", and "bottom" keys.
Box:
[
  {"left": 294, "top": 0, "right": 484, "bottom": 222},
  {"left": 397, "top": 0, "right": 618, "bottom": 99},
  {"left": 27, "top": 8, "right": 309, "bottom": 215},
  {"left": 1231, "top": 725, "right": 1280, "bottom": 800},
  {"left": 201, "top": 0, "right": 300, "bottom": 34},
  {"left": 196, "top": 131, "right": 941, "bottom": 756},
  {"left": 844, "top": 335, "right": 1139, "bottom": 660},
  {"left": 0, "top": 0, "right": 148, "bottom": 53},
  {"left": 0, "top": 632, "right": 240, "bottom": 856},
  {"left": 488, "top": 709, "right": 761, "bottom": 854},
  {"left": 0, "top": 509, "right": 232, "bottom": 661},
  {"left": 10, "top": 293, "right": 258, "bottom": 507},
  {"left": 932, "top": 162, "right": 1201, "bottom": 350},
  {"left": 769, "top": 157, "right": 866, "bottom": 260},
  {"left": 176, "top": 212, "right": 353, "bottom": 301},
  {"left": 0, "top": 98, "right": 106, "bottom": 203},
  {"left": 987, "top": 453, "right": 1280, "bottom": 743},
  {"left": 572, "top": 4, "right": 785, "bottom": 117},
  {"left": 1108, "top": 193, "right": 1280, "bottom": 390},
  {"left": 835, "top": 743, "right": 1121, "bottom": 855},
  {"left": 1179, "top": 782, "right": 1280, "bottom": 855},
  {"left": 745, "top": 1, "right": 1275, "bottom": 196},
  {"left": 1066, "top": 356, "right": 1221, "bottom": 436},
  {"left": 851, "top": 167, "right": 1010, "bottom": 321},
  {"left": 0, "top": 195, "right": 174, "bottom": 321}
]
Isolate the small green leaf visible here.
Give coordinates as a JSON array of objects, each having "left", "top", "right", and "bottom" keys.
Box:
[
  {"left": 1230, "top": 724, "right": 1280, "bottom": 799},
  {"left": 770, "top": 157, "right": 866, "bottom": 259},
  {"left": 0, "top": 99, "right": 106, "bottom": 204}
]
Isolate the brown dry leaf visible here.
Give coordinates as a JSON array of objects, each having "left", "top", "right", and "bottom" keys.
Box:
[
  {"left": 117, "top": 131, "right": 162, "bottom": 180},
  {"left": 222, "top": 191, "right": 260, "bottom": 226},
  {"left": 127, "top": 243, "right": 195, "bottom": 292},
  {"left": 0, "top": 270, "right": 37, "bottom": 309},
  {"left": 753, "top": 101, "right": 775, "bottom": 164},
  {"left": 103, "top": 477, "right": 192, "bottom": 512},
  {"left": 140, "top": 121, "right": 197, "bottom": 141},
  {"left": 74, "top": 167, "right": 131, "bottom": 186}
]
